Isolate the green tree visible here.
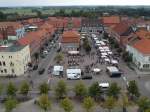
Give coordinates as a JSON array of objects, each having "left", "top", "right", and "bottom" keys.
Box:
[
  {"left": 88, "top": 82, "right": 101, "bottom": 101},
  {"left": 120, "top": 94, "right": 130, "bottom": 112},
  {"left": 83, "top": 38, "right": 91, "bottom": 53},
  {"left": 54, "top": 53, "right": 64, "bottom": 63},
  {"left": 39, "top": 82, "right": 49, "bottom": 94},
  {"left": 6, "top": 82, "right": 17, "bottom": 97},
  {"left": 107, "top": 82, "right": 121, "bottom": 98},
  {"left": 5, "top": 97, "right": 18, "bottom": 112},
  {"left": 127, "top": 80, "right": 140, "bottom": 98},
  {"left": 83, "top": 97, "right": 95, "bottom": 112},
  {"left": 55, "top": 80, "right": 67, "bottom": 99},
  {"left": 74, "top": 81, "right": 87, "bottom": 100},
  {"left": 137, "top": 96, "right": 150, "bottom": 112},
  {"left": 0, "top": 11, "right": 7, "bottom": 21},
  {"left": 146, "top": 109, "right": 150, "bottom": 112},
  {"left": 38, "top": 94, "right": 51, "bottom": 112},
  {"left": 104, "top": 96, "right": 116, "bottom": 112},
  {"left": 122, "top": 51, "right": 132, "bottom": 62},
  {"left": 34, "top": 52, "right": 39, "bottom": 61},
  {"left": 20, "top": 81, "right": 30, "bottom": 96},
  {"left": 60, "top": 98, "right": 73, "bottom": 112}
]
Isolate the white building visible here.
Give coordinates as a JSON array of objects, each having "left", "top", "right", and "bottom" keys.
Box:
[
  {"left": 126, "top": 39, "right": 150, "bottom": 70},
  {"left": 0, "top": 44, "right": 31, "bottom": 76}
]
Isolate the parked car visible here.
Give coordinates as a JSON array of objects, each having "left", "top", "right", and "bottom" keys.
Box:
[
  {"left": 99, "top": 82, "right": 109, "bottom": 92},
  {"left": 38, "top": 68, "right": 45, "bottom": 75},
  {"left": 33, "top": 65, "right": 38, "bottom": 70},
  {"left": 43, "top": 50, "right": 48, "bottom": 55},
  {"left": 82, "top": 75, "right": 92, "bottom": 79}
]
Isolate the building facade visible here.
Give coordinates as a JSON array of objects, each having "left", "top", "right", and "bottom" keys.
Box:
[
  {"left": 0, "top": 44, "right": 31, "bottom": 76},
  {"left": 126, "top": 39, "right": 150, "bottom": 71},
  {"left": 61, "top": 31, "right": 80, "bottom": 52}
]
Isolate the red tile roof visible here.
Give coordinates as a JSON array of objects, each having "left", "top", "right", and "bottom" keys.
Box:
[
  {"left": 39, "top": 22, "right": 55, "bottom": 34},
  {"left": 113, "top": 21, "right": 130, "bottom": 35},
  {"left": 136, "top": 30, "right": 150, "bottom": 39},
  {"left": 72, "top": 17, "right": 81, "bottom": 28},
  {"left": 17, "top": 29, "right": 47, "bottom": 46},
  {"left": 102, "top": 16, "right": 120, "bottom": 24},
  {"left": 61, "top": 31, "right": 80, "bottom": 43},
  {"left": 132, "top": 39, "right": 150, "bottom": 54},
  {"left": 0, "top": 22, "right": 23, "bottom": 30}
]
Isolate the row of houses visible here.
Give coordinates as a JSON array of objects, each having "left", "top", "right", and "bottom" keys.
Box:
[
  {"left": 104, "top": 16, "right": 150, "bottom": 71},
  {"left": 0, "top": 15, "right": 150, "bottom": 76}
]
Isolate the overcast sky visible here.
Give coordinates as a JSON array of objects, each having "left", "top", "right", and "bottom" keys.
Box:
[{"left": 0, "top": 0, "right": 150, "bottom": 7}]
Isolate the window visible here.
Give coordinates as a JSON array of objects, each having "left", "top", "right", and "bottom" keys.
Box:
[
  {"left": 12, "top": 69, "right": 15, "bottom": 73},
  {"left": 9, "top": 56, "right": 12, "bottom": 58},
  {"left": 2, "top": 56, "right": 3, "bottom": 58},
  {"left": 1, "top": 70, "right": 3, "bottom": 73},
  {"left": 3, "top": 61, "right": 5, "bottom": 66},
  {"left": 4, "top": 69, "right": 7, "bottom": 73},
  {"left": 143, "top": 64, "right": 150, "bottom": 68},
  {"left": 10, "top": 62, "right": 14, "bottom": 66},
  {"left": 0, "top": 61, "right": 1, "bottom": 66}
]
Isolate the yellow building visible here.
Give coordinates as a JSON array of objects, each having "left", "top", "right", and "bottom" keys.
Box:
[{"left": 0, "top": 44, "right": 31, "bottom": 76}]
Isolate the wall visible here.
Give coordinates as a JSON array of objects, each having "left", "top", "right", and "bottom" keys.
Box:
[{"left": 0, "top": 45, "right": 31, "bottom": 76}]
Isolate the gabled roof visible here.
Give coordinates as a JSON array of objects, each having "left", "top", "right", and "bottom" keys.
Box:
[
  {"left": 61, "top": 31, "right": 80, "bottom": 43},
  {"left": 17, "top": 29, "right": 47, "bottom": 45},
  {"left": 113, "top": 21, "right": 132, "bottom": 36},
  {"left": 132, "top": 39, "right": 150, "bottom": 54}
]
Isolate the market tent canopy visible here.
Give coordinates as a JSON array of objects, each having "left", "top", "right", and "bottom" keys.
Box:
[
  {"left": 93, "top": 68, "right": 101, "bottom": 72},
  {"left": 68, "top": 51, "right": 79, "bottom": 54},
  {"left": 101, "top": 52, "right": 108, "bottom": 56},
  {"left": 107, "top": 51, "right": 113, "bottom": 54},
  {"left": 99, "top": 47, "right": 104, "bottom": 50},
  {"left": 111, "top": 59, "right": 118, "bottom": 64},
  {"left": 101, "top": 55, "right": 107, "bottom": 58},
  {"left": 104, "top": 58, "right": 110, "bottom": 62}
]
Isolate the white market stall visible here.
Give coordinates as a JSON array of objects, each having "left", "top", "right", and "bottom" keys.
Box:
[
  {"left": 111, "top": 59, "right": 118, "bottom": 65},
  {"left": 101, "top": 55, "right": 107, "bottom": 58},
  {"left": 101, "top": 52, "right": 108, "bottom": 56},
  {"left": 68, "top": 51, "right": 79, "bottom": 55},
  {"left": 107, "top": 51, "right": 113, "bottom": 55},
  {"left": 104, "top": 58, "right": 110, "bottom": 63},
  {"left": 93, "top": 68, "right": 102, "bottom": 73}
]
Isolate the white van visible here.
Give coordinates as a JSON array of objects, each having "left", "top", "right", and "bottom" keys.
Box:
[{"left": 99, "top": 82, "right": 109, "bottom": 91}]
